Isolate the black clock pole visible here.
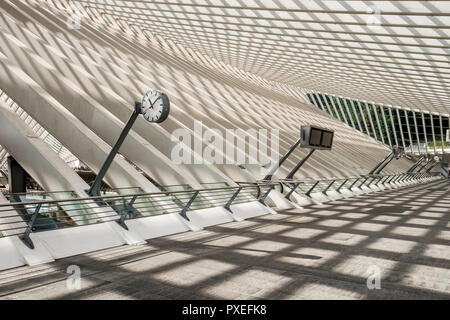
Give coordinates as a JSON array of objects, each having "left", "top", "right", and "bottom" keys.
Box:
[
  {"left": 285, "top": 148, "right": 316, "bottom": 180},
  {"left": 88, "top": 102, "right": 142, "bottom": 197},
  {"left": 368, "top": 150, "right": 395, "bottom": 175},
  {"left": 263, "top": 138, "right": 302, "bottom": 181}
]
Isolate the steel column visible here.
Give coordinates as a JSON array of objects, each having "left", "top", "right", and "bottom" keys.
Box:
[
  {"left": 305, "top": 181, "right": 320, "bottom": 197},
  {"left": 88, "top": 103, "right": 142, "bottom": 197},
  {"left": 264, "top": 137, "right": 303, "bottom": 180},
  {"left": 179, "top": 191, "right": 200, "bottom": 221},
  {"left": 224, "top": 187, "right": 242, "bottom": 212},
  {"left": 412, "top": 111, "right": 421, "bottom": 154},
  {"left": 322, "top": 180, "right": 336, "bottom": 194},
  {"left": 369, "top": 151, "right": 394, "bottom": 175},
  {"left": 285, "top": 149, "right": 316, "bottom": 180},
  {"left": 117, "top": 195, "right": 138, "bottom": 230},
  {"left": 285, "top": 182, "right": 300, "bottom": 200},
  {"left": 20, "top": 204, "right": 42, "bottom": 249},
  {"left": 336, "top": 179, "right": 349, "bottom": 192}
]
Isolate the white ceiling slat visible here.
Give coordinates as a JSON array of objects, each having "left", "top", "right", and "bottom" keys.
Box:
[
  {"left": 0, "top": 90, "right": 79, "bottom": 167},
  {"left": 66, "top": 0, "right": 450, "bottom": 115}
]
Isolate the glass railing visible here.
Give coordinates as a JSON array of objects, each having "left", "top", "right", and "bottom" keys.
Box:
[
  {"left": 101, "top": 187, "right": 168, "bottom": 218},
  {"left": 0, "top": 172, "right": 440, "bottom": 247},
  {"left": 161, "top": 184, "right": 219, "bottom": 211},
  {"left": 3, "top": 191, "right": 99, "bottom": 230},
  {"left": 276, "top": 172, "right": 441, "bottom": 200},
  {"left": 201, "top": 182, "right": 260, "bottom": 208}
]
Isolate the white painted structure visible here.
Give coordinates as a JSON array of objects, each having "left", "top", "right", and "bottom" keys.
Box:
[{"left": 0, "top": 0, "right": 446, "bottom": 270}]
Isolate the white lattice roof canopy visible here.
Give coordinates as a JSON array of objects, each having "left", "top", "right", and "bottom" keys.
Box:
[{"left": 68, "top": 0, "right": 450, "bottom": 114}]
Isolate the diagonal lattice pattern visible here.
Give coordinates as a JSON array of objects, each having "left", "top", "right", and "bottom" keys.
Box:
[
  {"left": 0, "top": 0, "right": 415, "bottom": 187},
  {"left": 66, "top": 0, "right": 450, "bottom": 115},
  {"left": 0, "top": 179, "right": 449, "bottom": 299}
]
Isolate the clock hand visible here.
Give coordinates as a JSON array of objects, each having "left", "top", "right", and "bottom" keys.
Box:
[
  {"left": 143, "top": 94, "right": 161, "bottom": 114},
  {"left": 150, "top": 96, "right": 161, "bottom": 108},
  {"left": 142, "top": 97, "right": 160, "bottom": 115}
]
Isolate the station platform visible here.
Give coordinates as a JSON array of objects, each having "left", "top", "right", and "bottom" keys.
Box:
[{"left": 0, "top": 179, "right": 449, "bottom": 300}]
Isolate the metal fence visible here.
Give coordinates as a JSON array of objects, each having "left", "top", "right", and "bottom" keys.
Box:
[{"left": 0, "top": 171, "right": 441, "bottom": 249}]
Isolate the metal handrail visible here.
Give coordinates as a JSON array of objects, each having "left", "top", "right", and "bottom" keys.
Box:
[
  {"left": 0, "top": 183, "right": 276, "bottom": 208},
  {"left": 0, "top": 173, "right": 440, "bottom": 249},
  {"left": 1, "top": 173, "right": 438, "bottom": 210},
  {"left": 0, "top": 182, "right": 276, "bottom": 248}
]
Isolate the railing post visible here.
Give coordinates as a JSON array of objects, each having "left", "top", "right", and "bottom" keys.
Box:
[
  {"left": 224, "top": 187, "right": 242, "bottom": 212},
  {"left": 375, "top": 176, "right": 385, "bottom": 186},
  {"left": 179, "top": 191, "right": 199, "bottom": 221},
  {"left": 371, "top": 176, "right": 382, "bottom": 186},
  {"left": 336, "top": 179, "right": 348, "bottom": 192},
  {"left": 358, "top": 176, "right": 370, "bottom": 188},
  {"left": 259, "top": 185, "right": 274, "bottom": 204},
  {"left": 367, "top": 176, "right": 378, "bottom": 187},
  {"left": 285, "top": 182, "right": 300, "bottom": 200},
  {"left": 348, "top": 178, "right": 360, "bottom": 190},
  {"left": 116, "top": 195, "right": 138, "bottom": 230},
  {"left": 387, "top": 175, "right": 397, "bottom": 184},
  {"left": 305, "top": 180, "right": 320, "bottom": 197},
  {"left": 254, "top": 183, "right": 261, "bottom": 199},
  {"left": 20, "top": 204, "right": 42, "bottom": 249},
  {"left": 322, "top": 180, "right": 336, "bottom": 194},
  {"left": 401, "top": 174, "right": 410, "bottom": 182},
  {"left": 379, "top": 175, "right": 391, "bottom": 185}
]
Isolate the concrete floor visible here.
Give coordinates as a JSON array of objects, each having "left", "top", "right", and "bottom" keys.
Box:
[{"left": 0, "top": 180, "right": 449, "bottom": 300}]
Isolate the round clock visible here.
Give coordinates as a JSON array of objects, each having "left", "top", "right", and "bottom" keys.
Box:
[{"left": 141, "top": 89, "right": 170, "bottom": 123}]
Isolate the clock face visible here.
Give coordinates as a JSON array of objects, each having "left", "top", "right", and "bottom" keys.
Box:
[{"left": 141, "top": 90, "right": 170, "bottom": 123}]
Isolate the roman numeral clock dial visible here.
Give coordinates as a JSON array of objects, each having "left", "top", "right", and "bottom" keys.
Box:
[{"left": 141, "top": 89, "right": 170, "bottom": 123}]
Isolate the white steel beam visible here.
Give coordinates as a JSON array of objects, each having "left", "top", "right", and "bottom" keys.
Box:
[
  {"left": 439, "top": 114, "right": 445, "bottom": 155},
  {"left": 412, "top": 111, "right": 422, "bottom": 155},
  {"left": 381, "top": 106, "right": 393, "bottom": 147},
  {"left": 430, "top": 113, "right": 438, "bottom": 154},
  {"left": 350, "top": 100, "right": 363, "bottom": 133},
  {"left": 372, "top": 104, "right": 385, "bottom": 145},
  {"left": 363, "top": 102, "right": 378, "bottom": 140},
  {"left": 396, "top": 108, "right": 407, "bottom": 150},
  {"left": 421, "top": 112, "right": 429, "bottom": 155},
  {"left": 404, "top": 110, "right": 414, "bottom": 153}
]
